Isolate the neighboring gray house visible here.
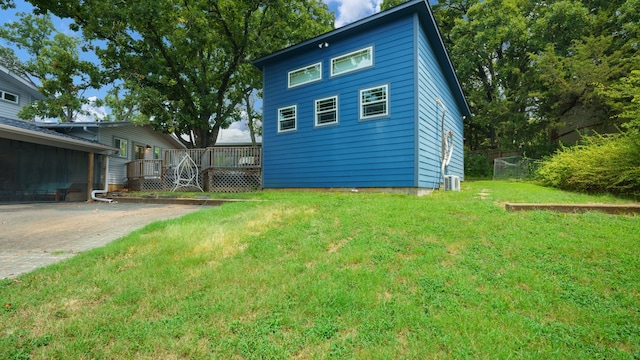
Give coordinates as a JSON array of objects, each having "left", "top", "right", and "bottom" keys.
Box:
[
  {"left": 0, "top": 64, "right": 45, "bottom": 119},
  {"left": 1, "top": 65, "right": 118, "bottom": 202},
  {"left": 1, "top": 63, "right": 184, "bottom": 198},
  {"left": 39, "top": 122, "right": 185, "bottom": 191}
]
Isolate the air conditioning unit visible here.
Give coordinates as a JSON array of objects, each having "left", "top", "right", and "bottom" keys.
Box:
[{"left": 444, "top": 175, "right": 460, "bottom": 192}]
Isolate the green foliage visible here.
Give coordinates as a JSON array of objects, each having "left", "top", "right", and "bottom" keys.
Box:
[
  {"left": 1, "top": 183, "right": 639, "bottom": 357},
  {"left": 28, "top": 0, "right": 334, "bottom": 147},
  {"left": 0, "top": 12, "right": 102, "bottom": 122},
  {"left": 380, "top": 0, "right": 410, "bottom": 11},
  {"left": 464, "top": 151, "right": 492, "bottom": 178},
  {"left": 536, "top": 132, "right": 640, "bottom": 196},
  {"left": 596, "top": 69, "right": 640, "bottom": 131},
  {"left": 433, "top": 0, "right": 640, "bottom": 153},
  {"left": 0, "top": 0, "right": 13, "bottom": 10}
]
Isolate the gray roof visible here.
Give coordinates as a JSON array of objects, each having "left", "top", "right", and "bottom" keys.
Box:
[
  {"left": 40, "top": 121, "right": 187, "bottom": 149},
  {"left": 0, "top": 117, "right": 117, "bottom": 154}
]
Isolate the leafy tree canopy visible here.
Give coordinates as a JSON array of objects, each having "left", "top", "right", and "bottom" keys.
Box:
[
  {"left": 27, "top": 0, "right": 334, "bottom": 148},
  {"left": 430, "top": 0, "right": 639, "bottom": 155},
  {"left": 0, "top": 12, "right": 103, "bottom": 122}
]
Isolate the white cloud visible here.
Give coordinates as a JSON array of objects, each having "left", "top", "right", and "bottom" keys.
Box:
[
  {"left": 325, "top": 0, "right": 382, "bottom": 28},
  {"left": 217, "top": 128, "right": 261, "bottom": 145},
  {"left": 76, "top": 96, "right": 108, "bottom": 122}
]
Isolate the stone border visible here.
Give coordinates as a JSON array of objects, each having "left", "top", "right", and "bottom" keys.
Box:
[{"left": 505, "top": 203, "right": 640, "bottom": 215}]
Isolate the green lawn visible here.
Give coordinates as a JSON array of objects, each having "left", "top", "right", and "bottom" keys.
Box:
[{"left": 2, "top": 181, "right": 639, "bottom": 359}]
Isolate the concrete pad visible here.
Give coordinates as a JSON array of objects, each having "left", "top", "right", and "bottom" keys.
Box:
[{"left": 0, "top": 202, "right": 206, "bottom": 279}]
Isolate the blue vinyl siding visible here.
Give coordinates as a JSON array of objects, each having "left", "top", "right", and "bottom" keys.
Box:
[
  {"left": 416, "top": 15, "right": 465, "bottom": 188},
  {"left": 262, "top": 16, "right": 417, "bottom": 188}
]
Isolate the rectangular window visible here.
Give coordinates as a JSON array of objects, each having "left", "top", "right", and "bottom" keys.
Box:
[
  {"left": 331, "top": 47, "right": 373, "bottom": 76},
  {"left": 114, "top": 137, "right": 128, "bottom": 158},
  {"left": 278, "top": 105, "right": 297, "bottom": 133},
  {"left": 360, "top": 85, "right": 388, "bottom": 119},
  {"left": 1, "top": 90, "right": 19, "bottom": 104},
  {"left": 288, "top": 62, "right": 322, "bottom": 88},
  {"left": 315, "top": 96, "right": 338, "bottom": 126}
]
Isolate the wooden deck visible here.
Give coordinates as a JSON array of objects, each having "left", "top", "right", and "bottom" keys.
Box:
[{"left": 126, "top": 146, "right": 261, "bottom": 192}]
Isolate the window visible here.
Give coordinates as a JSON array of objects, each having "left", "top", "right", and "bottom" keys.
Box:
[
  {"left": 315, "top": 96, "right": 338, "bottom": 126},
  {"left": 278, "top": 105, "right": 297, "bottom": 132},
  {"left": 1, "top": 90, "right": 19, "bottom": 104},
  {"left": 288, "top": 62, "right": 322, "bottom": 88},
  {"left": 331, "top": 47, "right": 373, "bottom": 76},
  {"left": 360, "top": 85, "right": 388, "bottom": 119},
  {"left": 133, "top": 144, "right": 146, "bottom": 160},
  {"left": 114, "top": 137, "right": 128, "bottom": 158}
]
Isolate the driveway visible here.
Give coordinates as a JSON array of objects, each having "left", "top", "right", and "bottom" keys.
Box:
[{"left": 0, "top": 202, "right": 206, "bottom": 279}]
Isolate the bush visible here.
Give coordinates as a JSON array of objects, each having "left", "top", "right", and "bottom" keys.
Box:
[
  {"left": 536, "top": 132, "right": 640, "bottom": 196},
  {"left": 464, "top": 152, "right": 492, "bottom": 178}
]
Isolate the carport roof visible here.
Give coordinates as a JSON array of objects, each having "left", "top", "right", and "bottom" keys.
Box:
[{"left": 0, "top": 117, "right": 117, "bottom": 154}]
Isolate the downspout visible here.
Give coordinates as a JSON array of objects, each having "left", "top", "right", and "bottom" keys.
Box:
[
  {"left": 436, "top": 98, "right": 453, "bottom": 184},
  {"left": 92, "top": 155, "right": 115, "bottom": 203}
]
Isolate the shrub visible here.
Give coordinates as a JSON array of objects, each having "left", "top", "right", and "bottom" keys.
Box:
[
  {"left": 464, "top": 151, "right": 492, "bottom": 178},
  {"left": 536, "top": 132, "right": 640, "bottom": 196}
]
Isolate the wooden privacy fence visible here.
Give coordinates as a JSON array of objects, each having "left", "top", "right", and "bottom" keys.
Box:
[{"left": 126, "top": 146, "right": 261, "bottom": 192}]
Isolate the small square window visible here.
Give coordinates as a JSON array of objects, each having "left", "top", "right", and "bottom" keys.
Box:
[
  {"left": 315, "top": 96, "right": 338, "bottom": 126},
  {"left": 288, "top": 63, "right": 322, "bottom": 88},
  {"left": 278, "top": 105, "right": 297, "bottom": 132},
  {"left": 360, "top": 85, "right": 388, "bottom": 119}
]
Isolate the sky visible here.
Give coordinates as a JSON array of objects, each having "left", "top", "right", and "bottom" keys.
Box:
[{"left": 1, "top": 0, "right": 386, "bottom": 142}]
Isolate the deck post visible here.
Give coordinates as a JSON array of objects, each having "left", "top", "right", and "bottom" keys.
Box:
[{"left": 87, "top": 152, "right": 94, "bottom": 202}]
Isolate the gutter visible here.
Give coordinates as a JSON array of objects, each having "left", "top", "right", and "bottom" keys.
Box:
[{"left": 91, "top": 155, "right": 115, "bottom": 203}]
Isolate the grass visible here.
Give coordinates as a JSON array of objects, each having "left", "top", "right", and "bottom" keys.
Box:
[{"left": 1, "top": 181, "right": 639, "bottom": 358}]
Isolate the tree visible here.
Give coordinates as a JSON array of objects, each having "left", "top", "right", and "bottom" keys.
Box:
[
  {"left": 0, "top": 12, "right": 103, "bottom": 122},
  {"left": 432, "top": 0, "right": 639, "bottom": 155},
  {"left": 596, "top": 70, "right": 640, "bottom": 132},
  {"left": 28, "top": 0, "right": 334, "bottom": 148},
  {"left": 101, "top": 84, "right": 150, "bottom": 123},
  {"left": 242, "top": 91, "right": 263, "bottom": 146},
  {"left": 1, "top": 0, "right": 13, "bottom": 10},
  {"left": 380, "top": 0, "right": 409, "bottom": 11}
]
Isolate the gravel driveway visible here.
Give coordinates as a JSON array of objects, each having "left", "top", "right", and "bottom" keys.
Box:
[{"left": 0, "top": 202, "right": 206, "bottom": 279}]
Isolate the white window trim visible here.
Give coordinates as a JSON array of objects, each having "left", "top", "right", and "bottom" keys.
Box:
[
  {"left": 114, "top": 137, "right": 128, "bottom": 158},
  {"left": 359, "top": 84, "right": 389, "bottom": 120},
  {"left": 0, "top": 90, "right": 19, "bottom": 104},
  {"left": 288, "top": 62, "right": 322, "bottom": 88},
  {"left": 331, "top": 46, "right": 373, "bottom": 77},
  {"left": 278, "top": 105, "right": 297, "bottom": 133},
  {"left": 314, "top": 96, "right": 338, "bottom": 127}
]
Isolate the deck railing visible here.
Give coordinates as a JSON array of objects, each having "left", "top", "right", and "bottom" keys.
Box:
[
  {"left": 200, "top": 146, "right": 261, "bottom": 169},
  {"left": 126, "top": 146, "right": 262, "bottom": 191},
  {"left": 126, "top": 159, "right": 163, "bottom": 179}
]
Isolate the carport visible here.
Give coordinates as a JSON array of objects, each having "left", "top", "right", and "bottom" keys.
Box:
[{"left": 0, "top": 117, "right": 117, "bottom": 202}]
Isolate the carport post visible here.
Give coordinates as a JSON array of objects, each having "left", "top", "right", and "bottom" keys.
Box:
[{"left": 87, "top": 152, "right": 94, "bottom": 202}]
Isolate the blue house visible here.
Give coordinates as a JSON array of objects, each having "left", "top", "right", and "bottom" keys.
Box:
[{"left": 253, "top": 0, "right": 470, "bottom": 194}]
